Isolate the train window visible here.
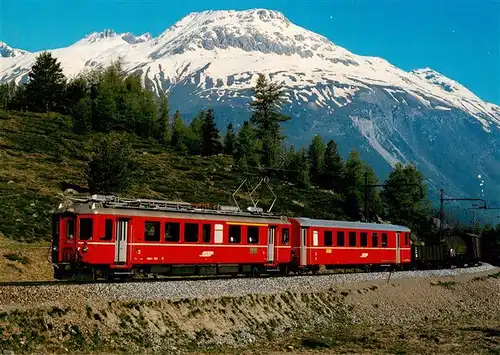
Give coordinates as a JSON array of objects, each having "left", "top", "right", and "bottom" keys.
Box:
[
  {"left": 102, "top": 219, "right": 113, "bottom": 240},
  {"left": 382, "top": 233, "right": 388, "bottom": 247},
  {"left": 405, "top": 233, "right": 410, "bottom": 246},
  {"left": 247, "top": 226, "right": 259, "bottom": 244},
  {"left": 66, "top": 219, "right": 74, "bottom": 239},
  {"left": 337, "top": 231, "right": 345, "bottom": 246},
  {"left": 202, "top": 224, "right": 211, "bottom": 243},
  {"left": 349, "top": 232, "right": 356, "bottom": 247},
  {"left": 79, "top": 218, "right": 93, "bottom": 240},
  {"left": 184, "top": 223, "right": 199, "bottom": 242},
  {"left": 282, "top": 228, "right": 290, "bottom": 245},
  {"left": 165, "top": 222, "right": 180, "bottom": 242},
  {"left": 372, "top": 233, "right": 379, "bottom": 247},
  {"left": 145, "top": 222, "right": 160, "bottom": 242},
  {"left": 229, "top": 225, "right": 241, "bottom": 243},
  {"left": 324, "top": 231, "right": 333, "bottom": 246},
  {"left": 360, "top": 232, "right": 367, "bottom": 247}
]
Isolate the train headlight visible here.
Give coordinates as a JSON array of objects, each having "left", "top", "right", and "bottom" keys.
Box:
[{"left": 82, "top": 246, "right": 88, "bottom": 253}]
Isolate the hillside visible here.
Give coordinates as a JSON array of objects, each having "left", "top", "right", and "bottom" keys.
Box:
[
  {"left": 1, "top": 9, "right": 500, "bottom": 207},
  {"left": 0, "top": 110, "right": 345, "bottom": 242},
  {"left": 0, "top": 266, "right": 498, "bottom": 354}
]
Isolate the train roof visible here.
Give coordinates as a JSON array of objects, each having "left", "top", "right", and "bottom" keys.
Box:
[
  {"left": 292, "top": 217, "right": 411, "bottom": 232},
  {"left": 55, "top": 195, "right": 290, "bottom": 224}
]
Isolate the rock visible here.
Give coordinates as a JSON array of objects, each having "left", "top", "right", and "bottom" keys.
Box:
[
  {"left": 7, "top": 180, "right": 14, "bottom": 184},
  {"left": 64, "top": 189, "right": 78, "bottom": 195}
]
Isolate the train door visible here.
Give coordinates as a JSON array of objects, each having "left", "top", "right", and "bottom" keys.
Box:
[
  {"left": 59, "top": 215, "right": 76, "bottom": 262},
  {"left": 115, "top": 219, "right": 129, "bottom": 264},
  {"left": 267, "top": 226, "right": 277, "bottom": 264},
  {"left": 396, "top": 232, "right": 401, "bottom": 264},
  {"left": 300, "top": 228, "right": 308, "bottom": 266}
]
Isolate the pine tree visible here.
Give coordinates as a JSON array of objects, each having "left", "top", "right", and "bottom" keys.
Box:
[
  {"left": 187, "top": 111, "right": 204, "bottom": 155},
  {"left": 286, "top": 146, "right": 310, "bottom": 188},
  {"left": 223, "top": 123, "right": 237, "bottom": 156},
  {"left": 0, "top": 84, "right": 9, "bottom": 111},
  {"left": 381, "top": 163, "right": 429, "bottom": 227},
  {"left": 85, "top": 133, "right": 138, "bottom": 194},
  {"left": 73, "top": 97, "right": 92, "bottom": 134},
  {"left": 171, "top": 110, "right": 189, "bottom": 154},
  {"left": 308, "top": 135, "right": 326, "bottom": 185},
  {"left": 344, "top": 150, "right": 365, "bottom": 220},
  {"left": 362, "top": 163, "right": 383, "bottom": 220},
  {"left": 201, "top": 109, "right": 221, "bottom": 156},
  {"left": 65, "top": 76, "right": 89, "bottom": 113},
  {"left": 93, "top": 82, "right": 117, "bottom": 132},
  {"left": 157, "top": 92, "right": 171, "bottom": 145},
  {"left": 234, "top": 121, "right": 260, "bottom": 170},
  {"left": 137, "top": 90, "right": 158, "bottom": 139},
  {"left": 24, "top": 51, "right": 66, "bottom": 112},
  {"left": 322, "top": 139, "right": 345, "bottom": 191},
  {"left": 249, "top": 73, "right": 291, "bottom": 167}
]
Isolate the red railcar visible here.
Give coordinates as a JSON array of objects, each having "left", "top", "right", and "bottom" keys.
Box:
[
  {"left": 52, "top": 196, "right": 292, "bottom": 280},
  {"left": 289, "top": 217, "right": 412, "bottom": 272},
  {"left": 51, "top": 195, "right": 412, "bottom": 280}
]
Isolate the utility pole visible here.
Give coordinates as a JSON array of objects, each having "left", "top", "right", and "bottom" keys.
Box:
[{"left": 438, "top": 189, "right": 487, "bottom": 241}]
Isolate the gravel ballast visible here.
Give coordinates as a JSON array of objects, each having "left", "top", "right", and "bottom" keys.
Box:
[{"left": 0, "top": 263, "right": 497, "bottom": 309}]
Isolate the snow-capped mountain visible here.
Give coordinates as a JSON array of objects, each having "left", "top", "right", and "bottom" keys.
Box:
[
  {"left": 1, "top": 8, "right": 499, "bottom": 208},
  {"left": 0, "top": 41, "right": 29, "bottom": 58}
]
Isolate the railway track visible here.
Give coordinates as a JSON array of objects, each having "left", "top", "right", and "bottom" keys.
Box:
[{"left": 0, "top": 263, "right": 482, "bottom": 288}]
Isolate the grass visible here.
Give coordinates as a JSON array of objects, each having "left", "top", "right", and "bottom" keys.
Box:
[
  {"left": 431, "top": 281, "right": 457, "bottom": 289},
  {"left": 0, "top": 110, "right": 346, "bottom": 242},
  {"left": 3, "top": 252, "right": 29, "bottom": 264}
]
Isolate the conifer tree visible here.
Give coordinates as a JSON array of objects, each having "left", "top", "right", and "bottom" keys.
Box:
[
  {"left": 344, "top": 150, "right": 365, "bottom": 220},
  {"left": 308, "top": 135, "right": 326, "bottom": 185},
  {"left": 157, "top": 92, "right": 171, "bottom": 145},
  {"left": 24, "top": 51, "right": 66, "bottom": 112},
  {"left": 73, "top": 97, "right": 92, "bottom": 134},
  {"left": 286, "top": 146, "right": 310, "bottom": 188},
  {"left": 85, "top": 133, "right": 137, "bottom": 194},
  {"left": 93, "top": 82, "right": 117, "bottom": 132},
  {"left": 171, "top": 110, "right": 189, "bottom": 154},
  {"left": 223, "top": 123, "right": 237, "bottom": 156},
  {"left": 381, "top": 163, "right": 429, "bottom": 227},
  {"left": 0, "top": 84, "right": 9, "bottom": 111},
  {"left": 201, "top": 109, "right": 221, "bottom": 156},
  {"left": 65, "top": 76, "right": 89, "bottom": 112},
  {"left": 187, "top": 111, "right": 204, "bottom": 155},
  {"left": 249, "top": 73, "right": 291, "bottom": 167},
  {"left": 322, "top": 139, "right": 345, "bottom": 191},
  {"left": 362, "top": 163, "right": 383, "bottom": 220},
  {"left": 234, "top": 121, "right": 259, "bottom": 170}
]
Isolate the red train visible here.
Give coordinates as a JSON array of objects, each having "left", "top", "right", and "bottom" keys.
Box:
[{"left": 51, "top": 195, "right": 412, "bottom": 280}]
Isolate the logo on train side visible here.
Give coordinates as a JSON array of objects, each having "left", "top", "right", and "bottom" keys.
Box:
[
  {"left": 360, "top": 253, "right": 369, "bottom": 258},
  {"left": 200, "top": 251, "right": 215, "bottom": 257}
]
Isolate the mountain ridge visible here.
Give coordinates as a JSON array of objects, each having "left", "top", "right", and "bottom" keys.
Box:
[{"left": 1, "top": 8, "right": 499, "bottom": 208}]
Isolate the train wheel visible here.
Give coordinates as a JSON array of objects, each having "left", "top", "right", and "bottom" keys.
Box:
[
  {"left": 251, "top": 266, "right": 260, "bottom": 278},
  {"left": 279, "top": 265, "right": 289, "bottom": 276}
]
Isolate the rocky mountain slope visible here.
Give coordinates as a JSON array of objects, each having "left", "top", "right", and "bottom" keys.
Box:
[{"left": 1, "top": 9, "right": 499, "bottom": 205}]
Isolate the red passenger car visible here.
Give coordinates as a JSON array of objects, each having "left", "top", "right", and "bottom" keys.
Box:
[
  {"left": 52, "top": 195, "right": 292, "bottom": 280},
  {"left": 51, "top": 195, "right": 413, "bottom": 280},
  {"left": 289, "top": 217, "right": 412, "bottom": 272}
]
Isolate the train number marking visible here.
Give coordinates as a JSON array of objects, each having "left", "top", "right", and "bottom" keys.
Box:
[
  {"left": 360, "top": 253, "right": 369, "bottom": 258},
  {"left": 200, "top": 251, "right": 215, "bottom": 258}
]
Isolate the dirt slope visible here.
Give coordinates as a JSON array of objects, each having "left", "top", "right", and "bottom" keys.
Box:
[{"left": 0, "top": 268, "right": 498, "bottom": 354}]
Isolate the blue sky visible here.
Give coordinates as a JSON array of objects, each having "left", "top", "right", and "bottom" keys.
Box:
[{"left": 1, "top": 0, "right": 499, "bottom": 104}]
